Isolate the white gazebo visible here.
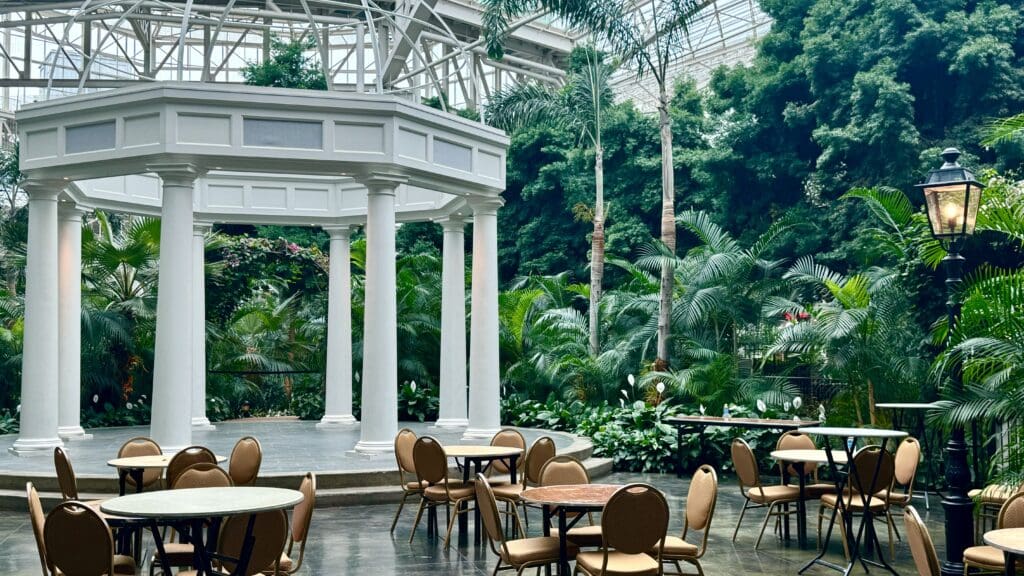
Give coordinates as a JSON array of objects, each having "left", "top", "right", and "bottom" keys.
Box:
[{"left": 11, "top": 82, "right": 508, "bottom": 455}]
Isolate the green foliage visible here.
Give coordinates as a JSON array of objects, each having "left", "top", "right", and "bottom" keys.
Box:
[
  {"left": 398, "top": 381, "right": 439, "bottom": 422},
  {"left": 290, "top": 378, "right": 325, "bottom": 421},
  {"left": 242, "top": 36, "right": 327, "bottom": 90}
]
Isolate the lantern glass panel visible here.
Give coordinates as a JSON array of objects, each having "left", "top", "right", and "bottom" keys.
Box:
[{"left": 924, "top": 184, "right": 969, "bottom": 238}]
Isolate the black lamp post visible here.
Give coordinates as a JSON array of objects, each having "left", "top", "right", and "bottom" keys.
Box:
[{"left": 916, "top": 147, "right": 984, "bottom": 576}]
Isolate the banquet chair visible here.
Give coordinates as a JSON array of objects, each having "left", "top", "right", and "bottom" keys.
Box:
[
  {"left": 267, "top": 472, "right": 316, "bottom": 575},
  {"left": 391, "top": 428, "right": 422, "bottom": 534},
  {"left": 903, "top": 506, "right": 940, "bottom": 576},
  {"left": 658, "top": 464, "right": 718, "bottom": 576},
  {"left": 493, "top": 435, "right": 556, "bottom": 531},
  {"left": 540, "top": 456, "right": 602, "bottom": 548},
  {"left": 488, "top": 428, "right": 527, "bottom": 483},
  {"left": 476, "top": 474, "right": 576, "bottom": 575},
  {"left": 150, "top": 463, "right": 234, "bottom": 575},
  {"left": 969, "top": 482, "right": 1024, "bottom": 541},
  {"left": 818, "top": 445, "right": 895, "bottom": 559},
  {"left": 179, "top": 510, "right": 289, "bottom": 576},
  {"left": 731, "top": 438, "right": 800, "bottom": 549},
  {"left": 229, "top": 436, "right": 263, "bottom": 486},
  {"left": 879, "top": 437, "right": 922, "bottom": 553},
  {"left": 27, "top": 482, "right": 53, "bottom": 576},
  {"left": 54, "top": 446, "right": 82, "bottom": 500},
  {"left": 116, "top": 437, "right": 163, "bottom": 492},
  {"left": 45, "top": 501, "right": 138, "bottom": 576},
  {"left": 165, "top": 446, "right": 217, "bottom": 489},
  {"left": 409, "top": 436, "right": 475, "bottom": 550},
  {"left": 963, "top": 491, "right": 1024, "bottom": 575},
  {"left": 776, "top": 431, "right": 834, "bottom": 498},
  {"left": 575, "top": 484, "right": 669, "bottom": 576}
]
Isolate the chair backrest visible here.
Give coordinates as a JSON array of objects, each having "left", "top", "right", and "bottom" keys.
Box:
[
  {"left": 166, "top": 445, "right": 217, "bottom": 488},
  {"left": 474, "top": 474, "right": 507, "bottom": 554},
  {"left": 26, "top": 482, "right": 51, "bottom": 576},
  {"left": 894, "top": 437, "right": 922, "bottom": 488},
  {"left": 489, "top": 429, "right": 526, "bottom": 474},
  {"left": 117, "top": 436, "right": 162, "bottom": 488},
  {"left": 539, "top": 456, "right": 589, "bottom": 486},
  {"left": 685, "top": 464, "right": 719, "bottom": 541},
  {"left": 601, "top": 484, "right": 669, "bottom": 556},
  {"left": 850, "top": 445, "right": 895, "bottom": 495},
  {"left": 525, "top": 436, "right": 556, "bottom": 486},
  {"left": 997, "top": 492, "right": 1024, "bottom": 528},
  {"left": 394, "top": 428, "right": 418, "bottom": 475},
  {"left": 54, "top": 447, "right": 79, "bottom": 500},
  {"left": 229, "top": 436, "right": 263, "bottom": 486},
  {"left": 172, "top": 463, "right": 233, "bottom": 489},
  {"left": 218, "top": 510, "right": 289, "bottom": 576},
  {"left": 412, "top": 436, "right": 448, "bottom": 485},
  {"left": 776, "top": 431, "right": 818, "bottom": 477},
  {"left": 903, "top": 506, "right": 940, "bottom": 576},
  {"left": 291, "top": 472, "right": 316, "bottom": 544},
  {"left": 731, "top": 438, "right": 761, "bottom": 489},
  {"left": 44, "top": 501, "right": 114, "bottom": 576}
]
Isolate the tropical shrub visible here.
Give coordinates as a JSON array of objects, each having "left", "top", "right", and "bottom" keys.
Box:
[{"left": 398, "top": 381, "right": 439, "bottom": 422}]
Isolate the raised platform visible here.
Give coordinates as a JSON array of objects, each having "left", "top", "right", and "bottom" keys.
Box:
[{"left": 0, "top": 419, "right": 608, "bottom": 510}]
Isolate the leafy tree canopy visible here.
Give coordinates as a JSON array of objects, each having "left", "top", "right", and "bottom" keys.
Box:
[{"left": 242, "top": 36, "right": 327, "bottom": 90}]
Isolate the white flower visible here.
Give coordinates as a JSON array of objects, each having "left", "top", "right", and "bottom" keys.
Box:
[
  {"left": 627, "top": 374, "right": 636, "bottom": 387},
  {"left": 633, "top": 400, "right": 645, "bottom": 411},
  {"left": 818, "top": 404, "right": 826, "bottom": 415},
  {"left": 92, "top": 394, "right": 99, "bottom": 403},
  {"left": 793, "top": 415, "right": 801, "bottom": 422},
  {"left": 621, "top": 389, "right": 629, "bottom": 399},
  {"left": 619, "top": 399, "right": 625, "bottom": 408},
  {"left": 16, "top": 404, "right": 20, "bottom": 413},
  {"left": 126, "top": 402, "right": 134, "bottom": 409},
  {"left": 410, "top": 381, "right": 417, "bottom": 392},
  {"left": 783, "top": 401, "right": 791, "bottom": 411},
  {"left": 757, "top": 399, "right": 767, "bottom": 413},
  {"left": 699, "top": 404, "right": 706, "bottom": 415},
  {"left": 655, "top": 382, "right": 665, "bottom": 394},
  {"left": 793, "top": 397, "right": 803, "bottom": 409}
]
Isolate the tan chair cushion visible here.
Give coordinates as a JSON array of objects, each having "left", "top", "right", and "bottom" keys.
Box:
[
  {"left": 786, "top": 483, "right": 835, "bottom": 498},
  {"left": 576, "top": 550, "right": 660, "bottom": 575},
  {"left": 550, "top": 525, "right": 603, "bottom": 547},
  {"left": 113, "top": 554, "right": 136, "bottom": 575},
  {"left": 503, "top": 536, "right": 578, "bottom": 565},
  {"left": 659, "top": 535, "right": 699, "bottom": 558},
  {"left": 746, "top": 485, "right": 800, "bottom": 504},
  {"left": 878, "top": 490, "right": 911, "bottom": 506},
  {"left": 405, "top": 480, "right": 427, "bottom": 491},
  {"left": 492, "top": 483, "right": 525, "bottom": 500},
  {"left": 970, "top": 485, "right": 1016, "bottom": 504},
  {"left": 963, "top": 545, "right": 1004, "bottom": 569},
  {"left": 424, "top": 483, "right": 475, "bottom": 502},
  {"left": 821, "top": 493, "right": 887, "bottom": 511},
  {"left": 152, "top": 541, "right": 198, "bottom": 565}
]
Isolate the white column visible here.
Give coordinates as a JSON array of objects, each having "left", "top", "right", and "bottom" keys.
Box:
[
  {"left": 354, "top": 176, "right": 403, "bottom": 453},
  {"left": 11, "top": 181, "right": 65, "bottom": 455},
  {"left": 463, "top": 197, "right": 503, "bottom": 440},
  {"left": 318, "top": 225, "right": 357, "bottom": 428},
  {"left": 435, "top": 216, "right": 468, "bottom": 428},
  {"left": 191, "top": 222, "right": 215, "bottom": 431},
  {"left": 149, "top": 164, "right": 201, "bottom": 454},
  {"left": 57, "top": 203, "right": 91, "bottom": 441}
]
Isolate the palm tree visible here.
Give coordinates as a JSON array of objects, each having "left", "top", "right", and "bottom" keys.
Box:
[
  {"left": 486, "top": 46, "right": 613, "bottom": 356},
  {"left": 482, "top": 0, "right": 706, "bottom": 370}
]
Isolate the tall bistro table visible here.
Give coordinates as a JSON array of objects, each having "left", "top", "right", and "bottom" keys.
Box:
[
  {"left": 443, "top": 445, "right": 523, "bottom": 545},
  {"left": 107, "top": 454, "right": 227, "bottom": 495},
  {"left": 797, "top": 427, "right": 907, "bottom": 576},
  {"left": 665, "top": 415, "right": 821, "bottom": 477},
  {"left": 875, "top": 402, "right": 939, "bottom": 508},
  {"left": 770, "top": 448, "right": 848, "bottom": 549},
  {"left": 983, "top": 528, "right": 1024, "bottom": 576},
  {"left": 101, "top": 486, "right": 303, "bottom": 576},
  {"left": 520, "top": 484, "right": 622, "bottom": 576}
]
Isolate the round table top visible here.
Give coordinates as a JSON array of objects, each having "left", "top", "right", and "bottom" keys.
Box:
[
  {"left": 875, "top": 403, "right": 939, "bottom": 410},
  {"left": 520, "top": 484, "right": 623, "bottom": 507},
  {"left": 798, "top": 426, "right": 908, "bottom": 439},
  {"left": 100, "top": 487, "right": 303, "bottom": 519},
  {"left": 770, "top": 449, "right": 849, "bottom": 464},
  {"left": 443, "top": 445, "right": 523, "bottom": 458},
  {"left": 984, "top": 528, "right": 1024, "bottom": 554},
  {"left": 106, "top": 454, "right": 227, "bottom": 469}
]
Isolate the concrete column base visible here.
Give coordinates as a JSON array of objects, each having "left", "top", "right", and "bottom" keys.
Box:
[
  {"left": 351, "top": 439, "right": 395, "bottom": 455},
  {"left": 9, "top": 436, "right": 63, "bottom": 456},
  {"left": 433, "top": 418, "right": 469, "bottom": 429},
  {"left": 57, "top": 426, "right": 93, "bottom": 441},
  {"left": 317, "top": 415, "right": 358, "bottom": 429},
  {"left": 462, "top": 427, "right": 501, "bottom": 441},
  {"left": 191, "top": 418, "right": 216, "bottom": 431}
]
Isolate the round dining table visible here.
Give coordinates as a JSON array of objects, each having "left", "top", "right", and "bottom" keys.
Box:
[
  {"left": 102, "top": 486, "right": 303, "bottom": 576},
  {"left": 770, "top": 449, "right": 848, "bottom": 549},
  {"left": 107, "top": 454, "right": 227, "bottom": 495},
  {"left": 443, "top": 445, "right": 523, "bottom": 544},
  {"left": 520, "top": 484, "right": 622, "bottom": 576},
  {"left": 984, "top": 528, "right": 1024, "bottom": 576}
]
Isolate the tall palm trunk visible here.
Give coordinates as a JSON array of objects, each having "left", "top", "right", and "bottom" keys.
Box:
[
  {"left": 655, "top": 85, "right": 675, "bottom": 370},
  {"left": 589, "top": 145, "right": 605, "bottom": 356}
]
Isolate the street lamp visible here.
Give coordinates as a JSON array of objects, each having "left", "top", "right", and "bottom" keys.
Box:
[{"left": 917, "top": 147, "right": 983, "bottom": 576}]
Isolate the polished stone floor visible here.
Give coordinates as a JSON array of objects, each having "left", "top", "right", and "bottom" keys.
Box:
[
  {"left": 0, "top": 420, "right": 577, "bottom": 476},
  {"left": 1, "top": 471, "right": 945, "bottom": 575}
]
